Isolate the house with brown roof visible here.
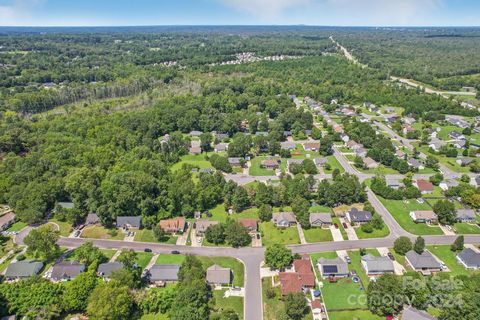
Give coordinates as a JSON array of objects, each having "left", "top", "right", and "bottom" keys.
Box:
[
  {"left": 278, "top": 272, "right": 302, "bottom": 295},
  {"left": 194, "top": 219, "right": 219, "bottom": 236},
  {"left": 261, "top": 159, "right": 279, "bottom": 170},
  {"left": 409, "top": 211, "right": 438, "bottom": 224},
  {"left": 0, "top": 211, "right": 15, "bottom": 231},
  {"left": 414, "top": 179, "right": 434, "bottom": 194},
  {"left": 159, "top": 217, "right": 186, "bottom": 234},
  {"left": 303, "top": 142, "right": 320, "bottom": 152},
  {"left": 363, "top": 157, "right": 379, "bottom": 169},
  {"left": 293, "top": 256, "right": 315, "bottom": 288},
  {"left": 238, "top": 218, "right": 258, "bottom": 233}
]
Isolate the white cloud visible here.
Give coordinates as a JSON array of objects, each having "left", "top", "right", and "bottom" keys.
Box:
[
  {"left": 0, "top": 0, "right": 44, "bottom": 25},
  {"left": 220, "top": 0, "right": 312, "bottom": 20}
]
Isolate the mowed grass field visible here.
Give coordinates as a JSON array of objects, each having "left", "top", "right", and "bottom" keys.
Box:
[
  {"left": 259, "top": 222, "right": 300, "bottom": 246},
  {"left": 379, "top": 197, "right": 443, "bottom": 235}
]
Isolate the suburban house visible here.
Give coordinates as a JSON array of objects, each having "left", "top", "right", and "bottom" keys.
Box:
[
  {"left": 228, "top": 157, "right": 243, "bottom": 167},
  {"left": 361, "top": 254, "right": 395, "bottom": 276},
  {"left": 146, "top": 264, "right": 180, "bottom": 286},
  {"left": 309, "top": 212, "right": 333, "bottom": 228},
  {"left": 238, "top": 218, "right": 258, "bottom": 233},
  {"left": 313, "top": 157, "right": 328, "bottom": 167},
  {"left": 453, "top": 140, "right": 466, "bottom": 149},
  {"left": 363, "top": 157, "right": 379, "bottom": 169},
  {"left": 194, "top": 220, "right": 219, "bottom": 236},
  {"left": 0, "top": 211, "right": 16, "bottom": 231},
  {"left": 456, "top": 248, "right": 480, "bottom": 269},
  {"left": 340, "top": 133, "right": 349, "bottom": 143},
  {"left": 401, "top": 305, "right": 437, "bottom": 320},
  {"left": 50, "top": 261, "right": 85, "bottom": 282},
  {"left": 395, "top": 149, "right": 406, "bottom": 159},
  {"left": 4, "top": 261, "right": 44, "bottom": 280},
  {"left": 213, "top": 132, "right": 229, "bottom": 141},
  {"left": 97, "top": 262, "right": 124, "bottom": 278},
  {"left": 449, "top": 131, "right": 465, "bottom": 141},
  {"left": 403, "top": 117, "right": 416, "bottom": 125},
  {"left": 280, "top": 141, "right": 296, "bottom": 150},
  {"left": 303, "top": 142, "right": 320, "bottom": 151},
  {"left": 189, "top": 130, "right": 202, "bottom": 137},
  {"left": 386, "top": 178, "right": 404, "bottom": 189},
  {"left": 456, "top": 157, "right": 475, "bottom": 166},
  {"left": 159, "top": 217, "right": 186, "bottom": 234},
  {"left": 116, "top": 216, "right": 141, "bottom": 229},
  {"left": 346, "top": 208, "right": 372, "bottom": 225},
  {"left": 355, "top": 148, "right": 367, "bottom": 158},
  {"left": 346, "top": 140, "right": 359, "bottom": 149},
  {"left": 405, "top": 250, "right": 442, "bottom": 275},
  {"left": 206, "top": 264, "right": 232, "bottom": 286},
  {"left": 311, "top": 300, "right": 324, "bottom": 319},
  {"left": 428, "top": 141, "right": 445, "bottom": 152},
  {"left": 261, "top": 159, "right": 280, "bottom": 170},
  {"left": 272, "top": 212, "right": 297, "bottom": 228},
  {"left": 439, "top": 179, "right": 459, "bottom": 191},
  {"left": 278, "top": 272, "right": 302, "bottom": 295},
  {"left": 279, "top": 257, "right": 315, "bottom": 295},
  {"left": 409, "top": 210, "right": 438, "bottom": 224},
  {"left": 189, "top": 146, "right": 202, "bottom": 155},
  {"left": 414, "top": 179, "right": 434, "bottom": 194},
  {"left": 407, "top": 158, "right": 425, "bottom": 170},
  {"left": 214, "top": 143, "right": 228, "bottom": 152},
  {"left": 283, "top": 131, "right": 293, "bottom": 137},
  {"left": 85, "top": 213, "right": 100, "bottom": 225},
  {"left": 455, "top": 209, "right": 477, "bottom": 223},
  {"left": 317, "top": 257, "right": 349, "bottom": 279}
]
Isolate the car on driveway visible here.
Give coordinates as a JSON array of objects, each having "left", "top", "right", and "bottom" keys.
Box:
[
  {"left": 387, "top": 252, "right": 395, "bottom": 261},
  {"left": 334, "top": 223, "right": 339, "bottom": 229}
]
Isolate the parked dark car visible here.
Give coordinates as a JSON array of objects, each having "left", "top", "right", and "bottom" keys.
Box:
[
  {"left": 144, "top": 248, "right": 152, "bottom": 253},
  {"left": 387, "top": 252, "right": 395, "bottom": 261},
  {"left": 171, "top": 250, "right": 181, "bottom": 254},
  {"left": 342, "top": 222, "right": 348, "bottom": 229},
  {"left": 334, "top": 223, "right": 339, "bottom": 229}
]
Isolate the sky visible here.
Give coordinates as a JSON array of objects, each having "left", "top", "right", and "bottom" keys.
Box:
[{"left": 0, "top": 0, "right": 479, "bottom": 27}]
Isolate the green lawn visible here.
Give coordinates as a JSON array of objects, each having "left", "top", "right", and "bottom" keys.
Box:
[
  {"left": 208, "top": 204, "right": 259, "bottom": 223},
  {"left": 6, "top": 221, "right": 27, "bottom": 232},
  {"left": 453, "top": 223, "right": 480, "bottom": 234},
  {"left": 422, "top": 186, "right": 444, "bottom": 198},
  {"left": 48, "top": 218, "right": 73, "bottom": 237},
  {"left": 140, "top": 313, "right": 169, "bottom": 320},
  {"left": 325, "top": 155, "right": 345, "bottom": 173},
  {"left": 379, "top": 197, "right": 443, "bottom": 235},
  {"left": 355, "top": 225, "right": 390, "bottom": 239},
  {"left": 212, "top": 289, "right": 244, "bottom": 320},
  {"left": 81, "top": 226, "right": 125, "bottom": 240},
  {"left": 309, "top": 205, "right": 332, "bottom": 213},
  {"left": 171, "top": 154, "right": 214, "bottom": 172},
  {"left": 304, "top": 227, "right": 333, "bottom": 243},
  {"left": 389, "top": 248, "right": 407, "bottom": 269},
  {"left": 100, "top": 249, "right": 117, "bottom": 261},
  {"left": 135, "top": 252, "right": 154, "bottom": 269},
  {"left": 321, "top": 278, "right": 367, "bottom": 310},
  {"left": 262, "top": 278, "right": 311, "bottom": 320},
  {"left": 328, "top": 310, "right": 384, "bottom": 320},
  {"left": 427, "top": 245, "right": 476, "bottom": 276},
  {"left": 134, "top": 229, "right": 177, "bottom": 244},
  {"left": 259, "top": 222, "right": 300, "bottom": 246},
  {"left": 332, "top": 217, "right": 347, "bottom": 240},
  {"left": 156, "top": 254, "right": 187, "bottom": 265},
  {"left": 348, "top": 250, "right": 379, "bottom": 286}
]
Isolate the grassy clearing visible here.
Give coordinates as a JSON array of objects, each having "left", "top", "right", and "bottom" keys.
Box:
[
  {"left": 212, "top": 290, "right": 244, "bottom": 319},
  {"left": 156, "top": 254, "right": 187, "bottom": 265},
  {"left": 135, "top": 252, "right": 154, "bottom": 269},
  {"left": 134, "top": 229, "right": 177, "bottom": 244},
  {"left": 379, "top": 197, "right": 443, "bottom": 235},
  {"left": 355, "top": 225, "right": 390, "bottom": 239},
  {"left": 453, "top": 223, "right": 480, "bottom": 234},
  {"left": 100, "top": 249, "right": 117, "bottom": 261},
  {"left": 328, "top": 310, "right": 384, "bottom": 320},
  {"left": 6, "top": 222, "right": 27, "bottom": 232},
  {"left": 48, "top": 218, "right": 73, "bottom": 237},
  {"left": 249, "top": 157, "right": 279, "bottom": 176},
  {"left": 309, "top": 205, "right": 332, "bottom": 213},
  {"left": 427, "top": 245, "right": 476, "bottom": 276},
  {"left": 209, "top": 204, "right": 259, "bottom": 223},
  {"left": 81, "top": 226, "right": 125, "bottom": 240},
  {"left": 259, "top": 222, "right": 300, "bottom": 246},
  {"left": 171, "top": 154, "right": 213, "bottom": 172},
  {"left": 304, "top": 227, "right": 333, "bottom": 243}
]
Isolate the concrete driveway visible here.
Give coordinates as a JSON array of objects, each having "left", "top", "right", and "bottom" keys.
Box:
[
  {"left": 329, "top": 225, "right": 344, "bottom": 241},
  {"left": 340, "top": 218, "right": 358, "bottom": 240},
  {"left": 377, "top": 247, "right": 405, "bottom": 275}
]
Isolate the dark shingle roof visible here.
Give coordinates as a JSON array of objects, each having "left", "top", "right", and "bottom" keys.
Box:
[{"left": 5, "top": 261, "right": 43, "bottom": 279}]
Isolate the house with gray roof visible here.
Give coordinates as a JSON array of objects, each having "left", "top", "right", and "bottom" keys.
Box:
[
  {"left": 206, "top": 264, "right": 232, "bottom": 286},
  {"left": 97, "top": 262, "right": 124, "bottom": 278},
  {"left": 361, "top": 254, "right": 395, "bottom": 276},
  {"left": 386, "top": 178, "right": 404, "bottom": 190},
  {"left": 0, "top": 211, "right": 16, "bottom": 231},
  {"left": 317, "top": 257, "right": 349, "bottom": 279},
  {"left": 346, "top": 208, "right": 372, "bottom": 224},
  {"left": 405, "top": 250, "right": 442, "bottom": 275},
  {"left": 228, "top": 157, "right": 243, "bottom": 167},
  {"left": 195, "top": 219, "right": 219, "bottom": 236},
  {"left": 457, "top": 248, "right": 480, "bottom": 269},
  {"left": 214, "top": 143, "right": 228, "bottom": 152},
  {"left": 85, "top": 213, "right": 100, "bottom": 225},
  {"left": 401, "top": 305, "right": 437, "bottom": 320},
  {"left": 51, "top": 261, "right": 85, "bottom": 281},
  {"left": 355, "top": 148, "right": 367, "bottom": 158},
  {"left": 272, "top": 212, "right": 297, "bottom": 228},
  {"left": 5, "top": 261, "right": 44, "bottom": 280},
  {"left": 116, "top": 216, "right": 141, "bottom": 229},
  {"left": 439, "top": 179, "right": 459, "bottom": 191},
  {"left": 280, "top": 141, "right": 296, "bottom": 150},
  {"left": 407, "top": 158, "right": 424, "bottom": 170},
  {"left": 309, "top": 213, "right": 332, "bottom": 228},
  {"left": 313, "top": 157, "right": 328, "bottom": 167},
  {"left": 455, "top": 209, "right": 476, "bottom": 223},
  {"left": 146, "top": 264, "right": 180, "bottom": 285}
]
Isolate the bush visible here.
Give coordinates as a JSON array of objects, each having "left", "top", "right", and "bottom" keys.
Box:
[
  {"left": 16, "top": 254, "right": 26, "bottom": 261},
  {"left": 266, "top": 287, "right": 276, "bottom": 299},
  {"left": 394, "top": 236, "right": 413, "bottom": 255},
  {"left": 361, "top": 223, "right": 374, "bottom": 233}
]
